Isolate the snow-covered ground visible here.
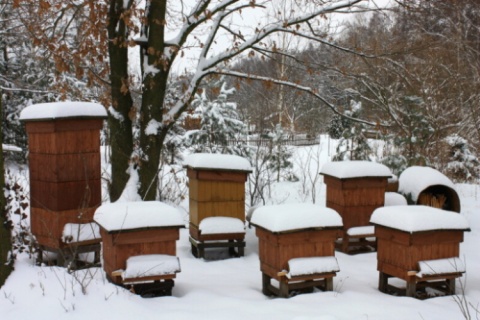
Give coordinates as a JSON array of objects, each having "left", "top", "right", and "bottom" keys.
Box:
[{"left": 1, "top": 137, "right": 479, "bottom": 320}]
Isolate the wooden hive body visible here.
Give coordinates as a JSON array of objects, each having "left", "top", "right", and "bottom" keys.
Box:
[
  {"left": 375, "top": 225, "right": 464, "bottom": 281},
  {"left": 25, "top": 118, "right": 103, "bottom": 249},
  {"left": 187, "top": 168, "right": 248, "bottom": 227},
  {"left": 100, "top": 227, "right": 180, "bottom": 285},
  {"left": 256, "top": 227, "right": 341, "bottom": 281},
  {"left": 323, "top": 175, "right": 388, "bottom": 230}
]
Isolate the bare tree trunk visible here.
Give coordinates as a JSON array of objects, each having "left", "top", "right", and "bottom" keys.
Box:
[
  {"left": 0, "top": 90, "right": 13, "bottom": 287},
  {"left": 107, "top": 0, "right": 134, "bottom": 202},
  {"left": 137, "top": 0, "right": 169, "bottom": 201}
]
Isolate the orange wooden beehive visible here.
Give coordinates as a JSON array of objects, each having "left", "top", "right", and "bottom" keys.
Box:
[
  {"left": 371, "top": 205, "right": 470, "bottom": 298},
  {"left": 20, "top": 102, "right": 106, "bottom": 253},
  {"left": 255, "top": 227, "right": 341, "bottom": 277},
  {"left": 320, "top": 161, "right": 391, "bottom": 252},
  {"left": 320, "top": 161, "right": 391, "bottom": 230},
  {"left": 250, "top": 204, "right": 343, "bottom": 297},
  {"left": 93, "top": 201, "right": 185, "bottom": 285}
]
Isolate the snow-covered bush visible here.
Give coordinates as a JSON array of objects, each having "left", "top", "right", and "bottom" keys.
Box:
[
  {"left": 3, "top": 168, "right": 35, "bottom": 262},
  {"left": 441, "top": 134, "right": 480, "bottom": 183}
]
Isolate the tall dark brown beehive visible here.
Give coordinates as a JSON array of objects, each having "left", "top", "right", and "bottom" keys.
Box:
[{"left": 20, "top": 102, "right": 106, "bottom": 251}]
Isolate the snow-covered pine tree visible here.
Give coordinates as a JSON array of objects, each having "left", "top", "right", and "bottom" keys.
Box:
[
  {"left": 327, "top": 113, "right": 349, "bottom": 140},
  {"left": 442, "top": 134, "right": 480, "bottom": 182},
  {"left": 185, "top": 82, "right": 250, "bottom": 157},
  {"left": 332, "top": 101, "right": 373, "bottom": 161},
  {"left": 382, "top": 96, "right": 433, "bottom": 176},
  {"left": 267, "top": 124, "right": 296, "bottom": 182}
]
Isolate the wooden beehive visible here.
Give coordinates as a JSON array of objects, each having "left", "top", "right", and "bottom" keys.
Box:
[
  {"left": 94, "top": 201, "right": 185, "bottom": 285},
  {"left": 184, "top": 154, "right": 252, "bottom": 229},
  {"left": 320, "top": 161, "right": 391, "bottom": 230},
  {"left": 375, "top": 226, "right": 465, "bottom": 279},
  {"left": 250, "top": 204, "right": 343, "bottom": 281},
  {"left": 20, "top": 102, "right": 106, "bottom": 250},
  {"left": 322, "top": 175, "right": 388, "bottom": 230},
  {"left": 100, "top": 227, "right": 180, "bottom": 284},
  {"left": 187, "top": 168, "right": 248, "bottom": 226},
  {"left": 371, "top": 205, "right": 469, "bottom": 297},
  {"left": 399, "top": 166, "right": 461, "bottom": 213},
  {"left": 256, "top": 227, "right": 341, "bottom": 280}
]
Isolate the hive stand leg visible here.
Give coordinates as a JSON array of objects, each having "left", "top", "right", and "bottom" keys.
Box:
[
  {"left": 57, "top": 250, "right": 65, "bottom": 267},
  {"left": 262, "top": 273, "right": 272, "bottom": 296},
  {"left": 198, "top": 242, "right": 205, "bottom": 259},
  {"left": 36, "top": 247, "right": 44, "bottom": 266},
  {"left": 279, "top": 280, "right": 289, "bottom": 298},
  {"left": 228, "top": 240, "right": 236, "bottom": 256},
  {"left": 325, "top": 277, "right": 333, "bottom": 291},
  {"left": 406, "top": 280, "right": 416, "bottom": 297},
  {"left": 237, "top": 241, "right": 245, "bottom": 257},
  {"left": 191, "top": 244, "right": 199, "bottom": 258},
  {"left": 94, "top": 249, "right": 100, "bottom": 265},
  {"left": 341, "top": 233, "right": 350, "bottom": 253},
  {"left": 447, "top": 278, "right": 456, "bottom": 295},
  {"left": 379, "top": 272, "right": 389, "bottom": 293}
]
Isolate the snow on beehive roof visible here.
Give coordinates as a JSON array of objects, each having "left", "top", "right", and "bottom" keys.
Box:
[
  {"left": 398, "top": 166, "right": 455, "bottom": 202},
  {"left": 384, "top": 192, "right": 408, "bottom": 206},
  {"left": 19, "top": 101, "right": 107, "bottom": 121},
  {"left": 250, "top": 203, "right": 342, "bottom": 233},
  {"left": 183, "top": 153, "right": 252, "bottom": 172},
  {"left": 370, "top": 205, "right": 469, "bottom": 233},
  {"left": 320, "top": 161, "right": 392, "bottom": 179},
  {"left": 94, "top": 201, "right": 185, "bottom": 232}
]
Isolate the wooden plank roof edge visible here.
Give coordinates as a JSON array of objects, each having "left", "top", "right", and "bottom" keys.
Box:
[
  {"left": 320, "top": 173, "right": 392, "bottom": 179},
  {"left": 183, "top": 164, "right": 253, "bottom": 173},
  {"left": 102, "top": 224, "right": 186, "bottom": 234},
  {"left": 372, "top": 223, "right": 471, "bottom": 233},
  {"left": 251, "top": 224, "right": 343, "bottom": 234}
]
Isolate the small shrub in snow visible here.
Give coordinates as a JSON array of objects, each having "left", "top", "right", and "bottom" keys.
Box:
[
  {"left": 441, "top": 134, "right": 479, "bottom": 183},
  {"left": 4, "top": 169, "right": 35, "bottom": 261}
]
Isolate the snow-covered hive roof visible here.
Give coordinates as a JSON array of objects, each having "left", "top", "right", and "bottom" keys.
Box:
[
  {"left": 398, "top": 166, "right": 460, "bottom": 212},
  {"left": 19, "top": 102, "right": 107, "bottom": 121},
  {"left": 370, "top": 205, "right": 469, "bottom": 233},
  {"left": 250, "top": 203, "right": 343, "bottom": 233},
  {"left": 94, "top": 201, "right": 185, "bottom": 232},
  {"left": 183, "top": 153, "right": 252, "bottom": 172},
  {"left": 320, "top": 161, "right": 392, "bottom": 179},
  {"left": 384, "top": 192, "right": 408, "bottom": 206}
]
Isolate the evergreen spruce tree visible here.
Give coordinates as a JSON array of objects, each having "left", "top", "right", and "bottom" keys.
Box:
[
  {"left": 327, "top": 113, "right": 349, "bottom": 140},
  {"left": 382, "top": 96, "right": 432, "bottom": 175},
  {"left": 186, "top": 82, "right": 250, "bottom": 157},
  {"left": 443, "top": 134, "right": 480, "bottom": 182},
  {"left": 333, "top": 101, "right": 373, "bottom": 161},
  {"left": 267, "top": 124, "right": 296, "bottom": 182}
]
